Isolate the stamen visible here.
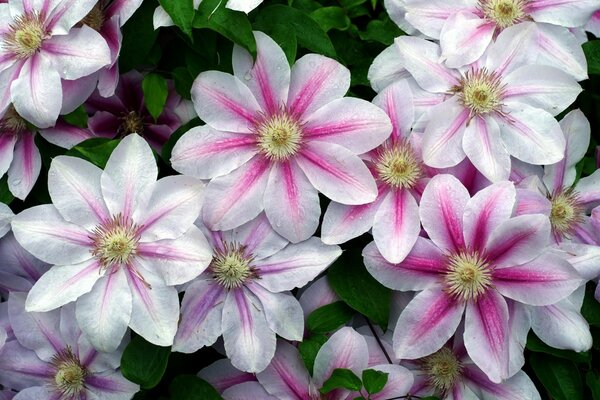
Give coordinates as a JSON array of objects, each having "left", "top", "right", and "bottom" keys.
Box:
[
  {"left": 211, "top": 242, "right": 258, "bottom": 289},
  {"left": 80, "top": 4, "right": 105, "bottom": 31},
  {"left": 480, "top": 0, "right": 529, "bottom": 29},
  {"left": 375, "top": 140, "right": 423, "bottom": 189},
  {"left": 445, "top": 250, "right": 493, "bottom": 301},
  {"left": 0, "top": 106, "right": 28, "bottom": 136},
  {"left": 452, "top": 68, "right": 506, "bottom": 117},
  {"left": 51, "top": 347, "right": 87, "bottom": 398},
  {"left": 255, "top": 112, "right": 303, "bottom": 160},
  {"left": 421, "top": 347, "right": 463, "bottom": 394},
  {"left": 90, "top": 214, "right": 141, "bottom": 272},
  {"left": 3, "top": 12, "right": 47, "bottom": 59},
  {"left": 119, "top": 111, "right": 145, "bottom": 136},
  {"left": 549, "top": 187, "right": 585, "bottom": 239}
]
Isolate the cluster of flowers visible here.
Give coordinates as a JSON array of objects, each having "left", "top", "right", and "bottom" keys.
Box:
[{"left": 0, "top": 0, "right": 599, "bottom": 399}]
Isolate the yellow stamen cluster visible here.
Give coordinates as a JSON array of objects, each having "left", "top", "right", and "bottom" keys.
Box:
[
  {"left": 453, "top": 69, "right": 505, "bottom": 117},
  {"left": 120, "top": 111, "right": 145, "bottom": 135},
  {"left": 445, "top": 250, "right": 493, "bottom": 301},
  {"left": 80, "top": 4, "right": 105, "bottom": 31},
  {"left": 421, "top": 347, "right": 463, "bottom": 394},
  {"left": 90, "top": 214, "right": 140, "bottom": 271},
  {"left": 549, "top": 188, "right": 585, "bottom": 239},
  {"left": 480, "top": 0, "right": 529, "bottom": 29},
  {"left": 256, "top": 113, "right": 303, "bottom": 160},
  {"left": 51, "top": 347, "right": 87, "bottom": 398},
  {"left": 3, "top": 12, "right": 47, "bottom": 59},
  {"left": 0, "top": 106, "right": 28, "bottom": 135},
  {"left": 211, "top": 242, "right": 257, "bottom": 289},
  {"left": 375, "top": 140, "right": 423, "bottom": 189}
]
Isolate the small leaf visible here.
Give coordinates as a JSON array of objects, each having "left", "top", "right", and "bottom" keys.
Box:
[
  {"left": 587, "top": 371, "right": 600, "bottom": 400},
  {"left": 583, "top": 40, "right": 600, "bottom": 75},
  {"left": 194, "top": 0, "right": 256, "bottom": 58},
  {"left": 327, "top": 249, "right": 391, "bottom": 329},
  {"left": 310, "top": 7, "right": 350, "bottom": 32},
  {"left": 169, "top": 375, "right": 223, "bottom": 400},
  {"left": 299, "top": 334, "right": 328, "bottom": 375},
  {"left": 582, "top": 282, "right": 600, "bottom": 327},
  {"left": 358, "top": 18, "right": 403, "bottom": 45},
  {"left": 0, "top": 176, "right": 14, "bottom": 205},
  {"left": 320, "top": 368, "right": 363, "bottom": 394},
  {"left": 529, "top": 353, "right": 583, "bottom": 400},
  {"left": 362, "top": 369, "right": 388, "bottom": 395},
  {"left": 142, "top": 73, "right": 169, "bottom": 121},
  {"left": 121, "top": 336, "right": 171, "bottom": 389},
  {"left": 62, "top": 106, "right": 88, "bottom": 128},
  {"left": 65, "top": 138, "right": 121, "bottom": 169},
  {"left": 306, "top": 301, "right": 355, "bottom": 334},
  {"left": 159, "top": 0, "right": 195, "bottom": 38},
  {"left": 119, "top": 0, "right": 159, "bottom": 72}
]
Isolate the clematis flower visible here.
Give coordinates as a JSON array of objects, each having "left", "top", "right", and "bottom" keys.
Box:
[
  {"left": 363, "top": 175, "right": 581, "bottom": 382},
  {"left": 171, "top": 31, "right": 391, "bottom": 243},
  {"left": 0, "top": 292, "right": 138, "bottom": 400},
  {"left": 153, "top": 0, "right": 263, "bottom": 29},
  {"left": 0, "top": 232, "right": 50, "bottom": 296},
  {"left": 200, "top": 327, "right": 413, "bottom": 400},
  {"left": 0, "top": 0, "right": 111, "bottom": 128},
  {"left": 0, "top": 201, "right": 12, "bottom": 238},
  {"left": 86, "top": 70, "right": 195, "bottom": 151},
  {"left": 364, "top": 326, "right": 541, "bottom": 400},
  {"left": 173, "top": 213, "right": 341, "bottom": 372},
  {"left": 393, "top": 25, "right": 581, "bottom": 182},
  {"left": 11, "top": 134, "right": 212, "bottom": 352},
  {"left": 385, "top": 0, "right": 596, "bottom": 69}
]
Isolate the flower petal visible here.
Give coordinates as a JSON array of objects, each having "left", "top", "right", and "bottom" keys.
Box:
[
  {"left": 192, "top": 70, "right": 261, "bottom": 133},
  {"left": 48, "top": 155, "right": 110, "bottom": 229},
  {"left": 296, "top": 141, "right": 377, "bottom": 205},
  {"left": 222, "top": 287, "right": 276, "bottom": 373},
  {"left": 0, "top": 341, "right": 53, "bottom": 391},
  {"left": 75, "top": 267, "right": 131, "bottom": 352},
  {"left": 25, "top": 259, "right": 102, "bottom": 312},
  {"left": 313, "top": 327, "right": 369, "bottom": 386},
  {"left": 419, "top": 174, "right": 469, "bottom": 253},
  {"left": 373, "top": 188, "right": 420, "bottom": 264},
  {"left": 287, "top": 54, "right": 350, "bottom": 118},
  {"left": 233, "top": 213, "right": 288, "bottom": 261},
  {"left": 321, "top": 197, "right": 382, "bottom": 245},
  {"left": 462, "top": 116, "right": 511, "bottom": 183},
  {"left": 364, "top": 238, "right": 446, "bottom": 291},
  {"left": 463, "top": 368, "right": 541, "bottom": 400},
  {"left": 202, "top": 156, "right": 271, "bottom": 231},
  {"left": 0, "top": 133, "right": 17, "bottom": 178},
  {"left": 39, "top": 120, "right": 96, "bottom": 149},
  {"left": 440, "top": 11, "right": 495, "bottom": 68},
  {"left": 393, "top": 288, "right": 465, "bottom": 359},
  {"left": 101, "top": 134, "right": 158, "bottom": 219},
  {"left": 249, "top": 283, "right": 303, "bottom": 341},
  {"left": 85, "top": 370, "right": 140, "bottom": 400},
  {"left": 6, "top": 132, "right": 41, "bottom": 200},
  {"left": 222, "top": 382, "right": 279, "bottom": 400},
  {"left": 264, "top": 160, "right": 320, "bottom": 243},
  {"left": 170, "top": 125, "right": 257, "bottom": 180},
  {"left": 368, "top": 43, "right": 409, "bottom": 93},
  {"left": 173, "top": 278, "right": 226, "bottom": 353},
  {"left": 368, "top": 364, "right": 414, "bottom": 400},
  {"left": 528, "top": 0, "right": 598, "bottom": 27},
  {"left": 11, "top": 204, "right": 93, "bottom": 265},
  {"left": 256, "top": 237, "right": 341, "bottom": 292},
  {"left": 232, "top": 31, "right": 290, "bottom": 115}
]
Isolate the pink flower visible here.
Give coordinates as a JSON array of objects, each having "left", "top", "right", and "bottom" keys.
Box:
[
  {"left": 0, "top": 202, "right": 12, "bottom": 238},
  {"left": 11, "top": 134, "right": 213, "bottom": 351},
  {"left": 364, "top": 175, "right": 581, "bottom": 382},
  {"left": 86, "top": 70, "right": 195, "bottom": 151},
  {"left": 0, "top": 232, "right": 50, "bottom": 296},
  {"left": 0, "top": 293, "right": 139, "bottom": 400},
  {"left": 173, "top": 214, "right": 341, "bottom": 372},
  {"left": 0, "top": 0, "right": 111, "bottom": 128},
  {"left": 171, "top": 31, "right": 391, "bottom": 243},
  {"left": 394, "top": 25, "right": 582, "bottom": 182}
]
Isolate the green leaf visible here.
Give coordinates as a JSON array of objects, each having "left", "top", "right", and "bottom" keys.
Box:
[
  {"left": 120, "top": 0, "right": 159, "bottom": 72},
  {"left": 310, "top": 7, "right": 351, "bottom": 32},
  {"left": 0, "top": 176, "right": 14, "bottom": 205},
  {"left": 169, "top": 375, "right": 223, "bottom": 400},
  {"left": 121, "top": 336, "right": 171, "bottom": 389},
  {"left": 172, "top": 67, "right": 195, "bottom": 99},
  {"left": 299, "top": 333, "right": 328, "bottom": 375},
  {"left": 254, "top": 5, "right": 336, "bottom": 59},
  {"left": 194, "top": 0, "right": 256, "bottom": 58},
  {"left": 583, "top": 40, "right": 600, "bottom": 75},
  {"left": 587, "top": 371, "right": 600, "bottom": 400},
  {"left": 582, "top": 282, "right": 600, "bottom": 327},
  {"left": 142, "top": 73, "right": 169, "bottom": 121},
  {"left": 62, "top": 106, "right": 88, "bottom": 128},
  {"left": 159, "top": 0, "right": 195, "bottom": 38},
  {"left": 526, "top": 332, "right": 590, "bottom": 364},
  {"left": 327, "top": 249, "right": 391, "bottom": 329},
  {"left": 358, "top": 18, "right": 403, "bottom": 45},
  {"left": 529, "top": 353, "right": 583, "bottom": 400},
  {"left": 306, "top": 301, "right": 355, "bottom": 334},
  {"left": 320, "top": 368, "right": 362, "bottom": 394},
  {"left": 65, "top": 138, "right": 121, "bottom": 169},
  {"left": 362, "top": 369, "right": 388, "bottom": 395}
]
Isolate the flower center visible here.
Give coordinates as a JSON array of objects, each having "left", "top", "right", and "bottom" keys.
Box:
[
  {"left": 120, "top": 111, "right": 145, "bottom": 136},
  {"left": 453, "top": 69, "right": 505, "bottom": 116},
  {"left": 256, "top": 113, "right": 302, "bottom": 161},
  {"left": 421, "top": 347, "right": 463, "bottom": 394},
  {"left": 80, "top": 4, "right": 105, "bottom": 31},
  {"left": 444, "top": 250, "right": 492, "bottom": 301},
  {"left": 211, "top": 242, "right": 258, "bottom": 289},
  {"left": 3, "top": 12, "right": 47, "bottom": 59},
  {"left": 375, "top": 140, "right": 423, "bottom": 189},
  {"left": 0, "top": 106, "right": 28, "bottom": 136},
  {"left": 90, "top": 214, "right": 140, "bottom": 271},
  {"left": 51, "top": 347, "right": 87, "bottom": 398},
  {"left": 481, "top": 0, "right": 528, "bottom": 28},
  {"left": 549, "top": 188, "right": 584, "bottom": 239}
]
